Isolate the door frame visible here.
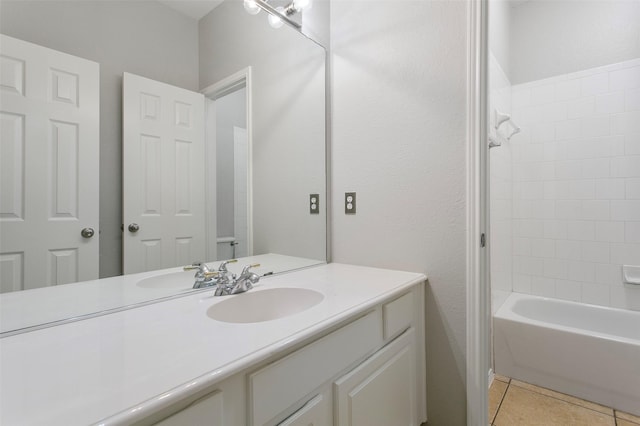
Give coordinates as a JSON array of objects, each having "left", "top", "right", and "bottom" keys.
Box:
[
  {"left": 201, "top": 67, "right": 254, "bottom": 260},
  {"left": 466, "top": 0, "right": 490, "bottom": 424}
]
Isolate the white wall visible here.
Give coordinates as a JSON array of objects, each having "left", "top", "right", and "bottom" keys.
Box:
[
  {"left": 510, "top": 0, "right": 640, "bottom": 84},
  {"left": 330, "top": 1, "right": 468, "bottom": 424},
  {"left": 489, "top": 0, "right": 511, "bottom": 80},
  {"left": 0, "top": 0, "right": 199, "bottom": 278},
  {"left": 510, "top": 58, "right": 640, "bottom": 310},
  {"left": 215, "top": 88, "right": 247, "bottom": 239},
  {"left": 200, "top": 0, "right": 327, "bottom": 261}
]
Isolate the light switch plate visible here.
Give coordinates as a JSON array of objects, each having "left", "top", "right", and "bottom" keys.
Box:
[
  {"left": 345, "top": 192, "right": 356, "bottom": 214},
  {"left": 310, "top": 194, "right": 319, "bottom": 214}
]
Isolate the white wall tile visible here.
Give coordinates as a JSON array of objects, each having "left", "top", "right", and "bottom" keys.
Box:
[
  {"left": 530, "top": 83, "right": 555, "bottom": 105},
  {"left": 555, "top": 119, "right": 582, "bottom": 140},
  {"left": 610, "top": 200, "right": 640, "bottom": 221},
  {"left": 595, "top": 178, "right": 625, "bottom": 199},
  {"left": 581, "top": 241, "right": 610, "bottom": 263},
  {"left": 581, "top": 72, "right": 609, "bottom": 97},
  {"left": 556, "top": 160, "right": 582, "bottom": 179},
  {"left": 543, "top": 258, "right": 568, "bottom": 279},
  {"left": 626, "top": 178, "right": 640, "bottom": 198},
  {"left": 625, "top": 222, "right": 640, "bottom": 243},
  {"left": 531, "top": 238, "right": 555, "bottom": 258},
  {"left": 508, "top": 59, "right": 640, "bottom": 310},
  {"left": 580, "top": 200, "right": 610, "bottom": 220},
  {"left": 581, "top": 158, "right": 610, "bottom": 178},
  {"left": 556, "top": 240, "right": 582, "bottom": 260},
  {"left": 544, "top": 220, "right": 568, "bottom": 239},
  {"left": 625, "top": 88, "right": 640, "bottom": 111},
  {"left": 581, "top": 282, "right": 610, "bottom": 306},
  {"left": 610, "top": 156, "right": 640, "bottom": 177},
  {"left": 568, "top": 260, "right": 595, "bottom": 283},
  {"left": 555, "top": 79, "right": 581, "bottom": 101},
  {"left": 513, "top": 237, "right": 532, "bottom": 256},
  {"left": 555, "top": 280, "right": 582, "bottom": 302},
  {"left": 567, "top": 97, "right": 595, "bottom": 119},
  {"left": 512, "top": 88, "right": 531, "bottom": 108},
  {"left": 556, "top": 200, "right": 582, "bottom": 219},
  {"left": 512, "top": 274, "right": 532, "bottom": 293},
  {"left": 595, "top": 91, "right": 625, "bottom": 114},
  {"left": 612, "top": 111, "right": 640, "bottom": 135},
  {"left": 610, "top": 66, "right": 640, "bottom": 91},
  {"left": 610, "top": 243, "right": 640, "bottom": 264},
  {"left": 594, "top": 221, "right": 625, "bottom": 242},
  {"left": 595, "top": 263, "right": 622, "bottom": 285},
  {"left": 531, "top": 276, "right": 556, "bottom": 297},
  {"left": 625, "top": 134, "right": 640, "bottom": 155},
  {"left": 567, "top": 220, "right": 595, "bottom": 241},
  {"left": 581, "top": 115, "right": 611, "bottom": 138}
]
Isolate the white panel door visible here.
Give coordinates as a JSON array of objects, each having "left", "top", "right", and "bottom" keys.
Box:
[
  {"left": 0, "top": 35, "right": 99, "bottom": 292},
  {"left": 123, "top": 73, "right": 205, "bottom": 274}
]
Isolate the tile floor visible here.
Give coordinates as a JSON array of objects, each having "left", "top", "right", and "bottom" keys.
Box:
[{"left": 489, "top": 374, "right": 640, "bottom": 426}]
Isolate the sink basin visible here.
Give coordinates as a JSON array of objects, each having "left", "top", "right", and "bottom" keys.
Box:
[
  {"left": 137, "top": 271, "right": 194, "bottom": 289},
  {"left": 207, "top": 288, "right": 324, "bottom": 323}
]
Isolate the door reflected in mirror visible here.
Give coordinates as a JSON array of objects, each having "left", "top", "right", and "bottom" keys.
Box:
[{"left": 0, "top": 0, "right": 327, "bottom": 334}]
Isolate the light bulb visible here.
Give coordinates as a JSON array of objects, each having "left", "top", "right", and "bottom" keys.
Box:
[
  {"left": 268, "top": 7, "right": 285, "bottom": 29},
  {"left": 293, "top": 0, "right": 312, "bottom": 11},
  {"left": 243, "top": 0, "right": 261, "bottom": 15}
]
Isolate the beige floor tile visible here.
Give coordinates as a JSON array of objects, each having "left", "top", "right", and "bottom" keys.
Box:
[
  {"left": 489, "top": 380, "right": 508, "bottom": 423},
  {"left": 494, "top": 386, "right": 615, "bottom": 426},
  {"left": 494, "top": 374, "right": 511, "bottom": 383},
  {"left": 616, "top": 410, "right": 640, "bottom": 425},
  {"left": 510, "top": 379, "right": 613, "bottom": 416},
  {"left": 618, "top": 420, "right": 640, "bottom": 426}
]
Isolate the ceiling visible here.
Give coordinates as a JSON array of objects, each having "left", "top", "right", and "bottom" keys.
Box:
[{"left": 156, "top": 0, "right": 225, "bottom": 20}]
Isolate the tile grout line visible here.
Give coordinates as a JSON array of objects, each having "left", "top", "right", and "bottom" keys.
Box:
[{"left": 492, "top": 380, "right": 510, "bottom": 425}]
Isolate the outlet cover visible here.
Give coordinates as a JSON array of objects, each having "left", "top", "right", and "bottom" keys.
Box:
[
  {"left": 345, "top": 192, "right": 356, "bottom": 214},
  {"left": 310, "top": 194, "right": 319, "bottom": 214}
]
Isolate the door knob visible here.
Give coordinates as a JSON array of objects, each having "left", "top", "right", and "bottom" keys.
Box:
[
  {"left": 128, "top": 223, "right": 140, "bottom": 233},
  {"left": 81, "top": 227, "right": 95, "bottom": 238}
]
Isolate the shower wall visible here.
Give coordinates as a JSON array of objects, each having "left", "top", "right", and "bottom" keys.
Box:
[
  {"left": 489, "top": 52, "right": 513, "bottom": 314},
  {"left": 509, "top": 58, "right": 640, "bottom": 310}
]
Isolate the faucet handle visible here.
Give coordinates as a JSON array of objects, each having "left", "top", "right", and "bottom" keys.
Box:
[
  {"left": 218, "top": 259, "right": 238, "bottom": 272},
  {"left": 241, "top": 263, "right": 261, "bottom": 275},
  {"left": 184, "top": 262, "right": 204, "bottom": 271},
  {"left": 203, "top": 271, "right": 219, "bottom": 278}
]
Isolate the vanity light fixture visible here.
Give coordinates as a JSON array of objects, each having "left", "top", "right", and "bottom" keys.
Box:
[{"left": 244, "top": 0, "right": 312, "bottom": 29}]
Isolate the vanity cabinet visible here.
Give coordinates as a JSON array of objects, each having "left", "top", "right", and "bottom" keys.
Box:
[{"left": 154, "top": 391, "right": 223, "bottom": 426}]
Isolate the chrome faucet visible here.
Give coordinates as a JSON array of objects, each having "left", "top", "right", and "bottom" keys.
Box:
[
  {"left": 215, "top": 263, "right": 261, "bottom": 296},
  {"left": 183, "top": 262, "right": 219, "bottom": 289}
]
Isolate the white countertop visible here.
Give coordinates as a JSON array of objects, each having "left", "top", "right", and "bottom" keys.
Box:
[
  {"left": 0, "top": 263, "right": 425, "bottom": 426},
  {"left": 0, "top": 253, "right": 324, "bottom": 334}
]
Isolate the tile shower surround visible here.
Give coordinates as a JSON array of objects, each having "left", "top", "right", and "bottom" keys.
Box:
[{"left": 508, "top": 58, "right": 640, "bottom": 309}]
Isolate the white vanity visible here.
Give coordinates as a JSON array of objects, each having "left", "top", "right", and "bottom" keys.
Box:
[{"left": 0, "top": 263, "right": 427, "bottom": 425}]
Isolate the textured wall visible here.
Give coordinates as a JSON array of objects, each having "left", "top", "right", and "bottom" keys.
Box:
[
  {"left": 510, "top": 0, "right": 640, "bottom": 84},
  {"left": 330, "top": 1, "right": 468, "bottom": 424},
  {"left": 0, "top": 0, "right": 199, "bottom": 278},
  {"left": 510, "top": 58, "right": 640, "bottom": 311}
]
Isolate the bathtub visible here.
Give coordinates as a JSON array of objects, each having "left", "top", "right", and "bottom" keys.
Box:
[{"left": 494, "top": 293, "right": 640, "bottom": 416}]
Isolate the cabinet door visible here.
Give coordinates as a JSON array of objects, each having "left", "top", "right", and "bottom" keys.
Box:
[
  {"left": 334, "top": 329, "right": 416, "bottom": 426},
  {"left": 278, "top": 393, "right": 330, "bottom": 426},
  {"left": 154, "top": 391, "right": 223, "bottom": 426}
]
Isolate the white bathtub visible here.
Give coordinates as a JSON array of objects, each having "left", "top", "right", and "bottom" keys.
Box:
[{"left": 494, "top": 293, "right": 640, "bottom": 416}]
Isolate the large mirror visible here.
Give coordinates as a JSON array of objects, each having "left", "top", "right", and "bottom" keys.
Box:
[{"left": 0, "top": 0, "right": 327, "bottom": 334}]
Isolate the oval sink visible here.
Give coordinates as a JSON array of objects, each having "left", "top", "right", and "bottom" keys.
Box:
[
  {"left": 137, "top": 271, "right": 194, "bottom": 290},
  {"left": 207, "top": 288, "right": 324, "bottom": 323}
]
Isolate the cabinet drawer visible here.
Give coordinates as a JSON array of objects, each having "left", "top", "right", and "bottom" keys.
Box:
[
  {"left": 382, "top": 291, "right": 414, "bottom": 340},
  {"left": 249, "top": 309, "right": 382, "bottom": 426}
]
